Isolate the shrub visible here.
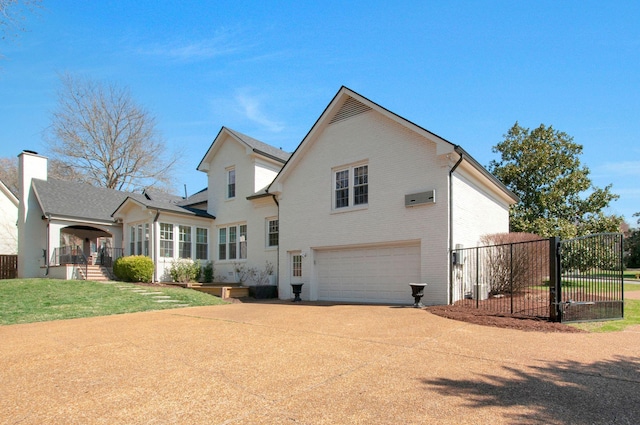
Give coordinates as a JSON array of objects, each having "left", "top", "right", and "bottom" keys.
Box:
[
  {"left": 202, "top": 261, "right": 214, "bottom": 283},
  {"left": 479, "top": 233, "right": 547, "bottom": 295},
  {"left": 113, "top": 255, "right": 154, "bottom": 283},
  {"left": 169, "top": 258, "right": 200, "bottom": 284}
]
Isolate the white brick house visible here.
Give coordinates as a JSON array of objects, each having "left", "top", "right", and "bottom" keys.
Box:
[
  {"left": 268, "top": 87, "right": 517, "bottom": 305},
  {"left": 0, "top": 179, "right": 18, "bottom": 255}
]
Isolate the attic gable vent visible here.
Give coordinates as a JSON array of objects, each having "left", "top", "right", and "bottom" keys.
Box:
[{"left": 329, "top": 97, "right": 372, "bottom": 124}]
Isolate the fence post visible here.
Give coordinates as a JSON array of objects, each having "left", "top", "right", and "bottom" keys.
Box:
[{"left": 549, "top": 237, "right": 562, "bottom": 322}]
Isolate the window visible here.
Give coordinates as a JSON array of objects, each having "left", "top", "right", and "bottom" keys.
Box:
[
  {"left": 227, "top": 168, "right": 236, "bottom": 198},
  {"left": 129, "top": 226, "right": 135, "bottom": 255},
  {"left": 267, "top": 219, "right": 279, "bottom": 247},
  {"left": 179, "top": 226, "right": 192, "bottom": 258},
  {"left": 144, "top": 224, "right": 150, "bottom": 256},
  {"left": 160, "top": 223, "right": 174, "bottom": 257},
  {"left": 218, "top": 224, "right": 247, "bottom": 261},
  {"left": 334, "top": 163, "right": 368, "bottom": 209},
  {"left": 292, "top": 254, "right": 302, "bottom": 277},
  {"left": 218, "top": 228, "right": 227, "bottom": 260},
  {"left": 196, "top": 228, "right": 208, "bottom": 260},
  {"left": 137, "top": 225, "right": 143, "bottom": 255}
]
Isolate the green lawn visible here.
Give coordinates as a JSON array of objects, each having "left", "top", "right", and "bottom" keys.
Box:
[
  {"left": 0, "top": 278, "right": 227, "bottom": 325},
  {"left": 569, "top": 283, "right": 640, "bottom": 332}
]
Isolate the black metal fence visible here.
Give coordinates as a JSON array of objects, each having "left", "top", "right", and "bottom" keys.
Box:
[
  {"left": 552, "top": 233, "right": 624, "bottom": 323},
  {"left": 451, "top": 238, "right": 550, "bottom": 319},
  {"left": 96, "top": 247, "right": 123, "bottom": 267},
  {"left": 451, "top": 233, "right": 624, "bottom": 323}
]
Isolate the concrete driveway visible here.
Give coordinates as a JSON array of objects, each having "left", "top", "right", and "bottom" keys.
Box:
[{"left": 1, "top": 301, "right": 639, "bottom": 424}]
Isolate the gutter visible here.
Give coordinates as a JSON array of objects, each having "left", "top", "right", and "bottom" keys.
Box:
[
  {"left": 45, "top": 213, "right": 52, "bottom": 276},
  {"left": 271, "top": 194, "right": 280, "bottom": 294},
  {"left": 448, "top": 147, "right": 464, "bottom": 305},
  {"left": 152, "top": 209, "right": 160, "bottom": 282}
]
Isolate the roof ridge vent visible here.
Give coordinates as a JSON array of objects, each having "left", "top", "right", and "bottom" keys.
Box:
[{"left": 329, "top": 96, "right": 372, "bottom": 124}]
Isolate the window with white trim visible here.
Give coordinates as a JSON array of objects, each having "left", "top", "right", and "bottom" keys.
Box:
[
  {"left": 160, "top": 223, "right": 174, "bottom": 257},
  {"left": 218, "top": 224, "right": 247, "bottom": 260},
  {"left": 196, "top": 228, "right": 208, "bottom": 260},
  {"left": 129, "top": 226, "right": 135, "bottom": 255},
  {"left": 143, "top": 224, "right": 150, "bottom": 256},
  {"left": 292, "top": 254, "right": 302, "bottom": 277},
  {"left": 267, "top": 219, "right": 278, "bottom": 247},
  {"left": 227, "top": 167, "right": 236, "bottom": 199},
  {"left": 137, "top": 224, "right": 143, "bottom": 255},
  {"left": 178, "top": 225, "right": 192, "bottom": 259},
  {"left": 333, "top": 163, "right": 368, "bottom": 209}
]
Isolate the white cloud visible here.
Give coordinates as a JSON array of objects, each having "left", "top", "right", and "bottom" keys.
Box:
[{"left": 234, "top": 90, "right": 285, "bottom": 133}]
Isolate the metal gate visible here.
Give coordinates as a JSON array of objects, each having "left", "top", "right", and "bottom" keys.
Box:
[
  {"left": 551, "top": 233, "right": 624, "bottom": 323},
  {"left": 451, "top": 233, "right": 624, "bottom": 323}
]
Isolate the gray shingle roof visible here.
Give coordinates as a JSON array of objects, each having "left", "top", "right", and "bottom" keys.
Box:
[
  {"left": 33, "top": 178, "right": 214, "bottom": 221},
  {"left": 225, "top": 127, "right": 291, "bottom": 162},
  {"left": 33, "top": 178, "right": 130, "bottom": 222},
  {"left": 177, "top": 187, "right": 207, "bottom": 207}
]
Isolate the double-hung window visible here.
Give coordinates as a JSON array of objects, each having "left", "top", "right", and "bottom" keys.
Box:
[
  {"left": 196, "top": 228, "right": 208, "bottom": 260},
  {"left": 267, "top": 219, "right": 278, "bottom": 247},
  {"left": 129, "top": 226, "right": 135, "bottom": 255},
  {"left": 137, "top": 225, "right": 143, "bottom": 255},
  {"left": 227, "top": 168, "right": 236, "bottom": 199},
  {"left": 160, "top": 223, "right": 174, "bottom": 257},
  {"left": 218, "top": 224, "right": 247, "bottom": 260},
  {"left": 179, "top": 225, "right": 192, "bottom": 259},
  {"left": 333, "top": 163, "right": 368, "bottom": 210}
]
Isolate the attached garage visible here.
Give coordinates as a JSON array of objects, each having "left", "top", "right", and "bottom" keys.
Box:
[{"left": 315, "top": 243, "right": 421, "bottom": 304}]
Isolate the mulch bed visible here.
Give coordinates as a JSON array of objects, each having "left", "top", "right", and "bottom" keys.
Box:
[{"left": 426, "top": 304, "right": 585, "bottom": 333}]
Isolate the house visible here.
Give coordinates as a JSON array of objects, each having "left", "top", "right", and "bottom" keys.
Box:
[
  {"left": 194, "top": 127, "right": 290, "bottom": 283},
  {"left": 0, "top": 179, "right": 18, "bottom": 255},
  {"left": 16, "top": 151, "right": 214, "bottom": 281},
  {"left": 269, "top": 87, "right": 518, "bottom": 305},
  {"left": 17, "top": 86, "right": 517, "bottom": 306}
]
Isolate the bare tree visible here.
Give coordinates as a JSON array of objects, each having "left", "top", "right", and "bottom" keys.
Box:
[
  {"left": 1, "top": 0, "right": 41, "bottom": 42},
  {"left": 0, "top": 155, "right": 86, "bottom": 196},
  {"left": 47, "top": 73, "right": 178, "bottom": 192}
]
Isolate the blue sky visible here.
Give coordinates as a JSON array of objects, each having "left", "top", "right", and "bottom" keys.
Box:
[{"left": 1, "top": 1, "right": 639, "bottom": 222}]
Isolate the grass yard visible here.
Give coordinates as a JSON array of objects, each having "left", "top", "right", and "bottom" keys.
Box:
[
  {"left": 570, "top": 283, "right": 640, "bottom": 332},
  {"left": 0, "top": 278, "right": 227, "bottom": 325}
]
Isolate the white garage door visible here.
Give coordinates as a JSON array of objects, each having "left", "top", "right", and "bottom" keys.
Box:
[{"left": 316, "top": 244, "right": 421, "bottom": 304}]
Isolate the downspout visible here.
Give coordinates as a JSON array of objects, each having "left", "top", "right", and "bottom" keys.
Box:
[
  {"left": 448, "top": 147, "right": 464, "bottom": 304},
  {"left": 45, "top": 213, "right": 52, "bottom": 276},
  {"left": 271, "top": 194, "right": 280, "bottom": 293},
  {"left": 152, "top": 209, "right": 160, "bottom": 282}
]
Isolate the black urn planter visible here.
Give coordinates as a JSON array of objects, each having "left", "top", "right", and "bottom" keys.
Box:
[
  {"left": 409, "top": 283, "right": 427, "bottom": 308},
  {"left": 249, "top": 285, "right": 278, "bottom": 299},
  {"left": 291, "top": 283, "right": 304, "bottom": 302}
]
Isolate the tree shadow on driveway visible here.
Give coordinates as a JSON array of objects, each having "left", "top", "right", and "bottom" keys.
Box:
[{"left": 422, "top": 356, "right": 640, "bottom": 424}]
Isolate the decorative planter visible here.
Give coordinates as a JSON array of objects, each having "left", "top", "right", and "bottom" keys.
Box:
[
  {"left": 291, "top": 283, "right": 304, "bottom": 302},
  {"left": 249, "top": 285, "right": 278, "bottom": 299},
  {"left": 409, "top": 283, "right": 427, "bottom": 308}
]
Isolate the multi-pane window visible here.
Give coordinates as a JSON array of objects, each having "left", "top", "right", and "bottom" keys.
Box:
[
  {"left": 227, "top": 168, "right": 236, "bottom": 198},
  {"left": 239, "top": 225, "right": 247, "bottom": 259},
  {"left": 267, "top": 219, "right": 279, "bottom": 247},
  {"left": 353, "top": 165, "right": 368, "bottom": 205},
  {"left": 292, "top": 254, "right": 302, "bottom": 278},
  {"left": 144, "top": 224, "right": 150, "bottom": 256},
  {"left": 160, "top": 223, "right": 174, "bottom": 257},
  {"left": 334, "top": 164, "right": 368, "bottom": 209},
  {"left": 218, "top": 228, "right": 227, "bottom": 260},
  {"left": 179, "top": 225, "right": 192, "bottom": 259},
  {"left": 218, "top": 224, "right": 247, "bottom": 260},
  {"left": 196, "top": 228, "right": 208, "bottom": 260},
  {"left": 335, "top": 170, "right": 349, "bottom": 208},
  {"left": 137, "top": 225, "right": 143, "bottom": 255},
  {"left": 129, "top": 226, "right": 135, "bottom": 255}
]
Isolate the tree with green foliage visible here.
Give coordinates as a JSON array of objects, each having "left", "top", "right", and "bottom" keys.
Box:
[
  {"left": 489, "top": 122, "right": 621, "bottom": 239},
  {"left": 626, "top": 213, "right": 640, "bottom": 268}
]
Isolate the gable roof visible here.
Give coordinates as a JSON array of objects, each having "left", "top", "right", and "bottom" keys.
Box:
[
  {"left": 0, "top": 179, "right": 18, "bottom": 207},
  {"left": 269, "top": 86, "right": 518, "bottom": 203},
  {"left": 177, "top": 187, "right": 208, "bottom": 207},
  {"left": 32, "top": 178, "right": 130, "bottom": 222},
  {"left": 112, "top": 189, "right": 215, "bottom": 219},
  {"left": 197, "top": 126, "right": 291, "bottom": 172},
  {"left": 32, "top": 178, "right": 214, "bottom": 223}
]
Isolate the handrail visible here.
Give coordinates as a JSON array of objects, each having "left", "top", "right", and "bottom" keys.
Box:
[{"left": 50, "top": 246, "right": 88, "bottom": 279}]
